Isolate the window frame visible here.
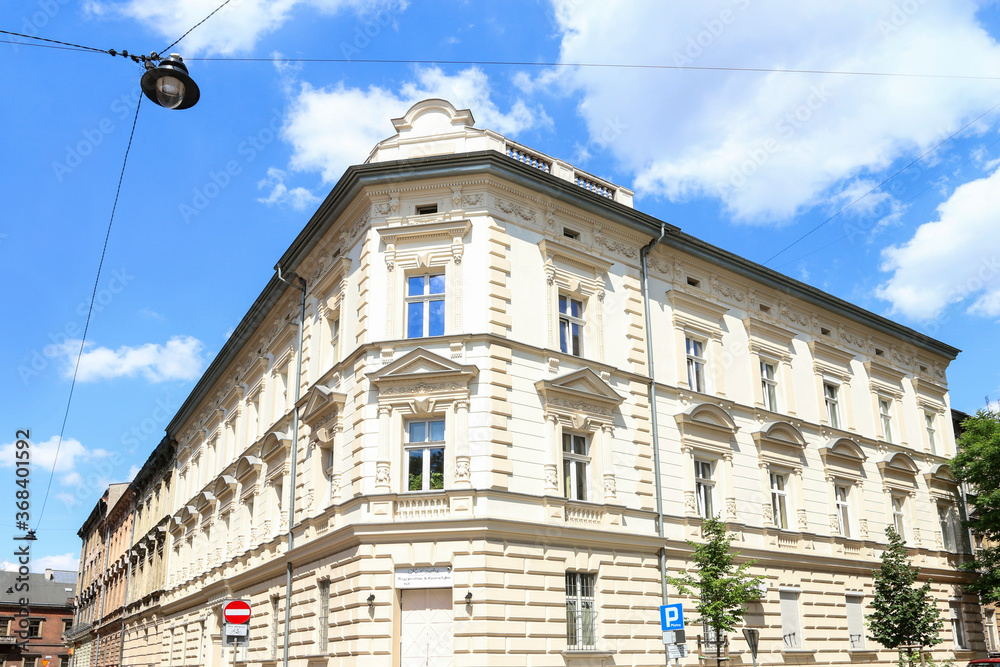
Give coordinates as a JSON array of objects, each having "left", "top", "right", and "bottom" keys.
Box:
[
  {"left": 558, "top": 294, "right": 585, "bottom": 357},
  {"left": 891, "top": 494, "right": 907, "bottom": 539},
  {"left": 879, "top": 397, "right": 894, "bottom": 444},
  {"left": 846, "top": 593, "right": 866, "bottom": 649},
  {"left": 760, "top": 359, "right": 779, "bottom": 412},
  {"left": 939, "top": 504, "right": 957, "bottom": 552},
  {"left": 694, "top": 459, "right": 715, "bottom": 519},
  {"left": 779, "top": 588, "right": 803, "bottom": 649},
  {"left": 404, "top": 418, "right": 446, "bottom": 492},
  {"left": 26, "top": 618, "right": 41, "bottom": 638},
  {"left": 404, "top": 272, "right": 446, "bottom": 339},
  {"left": 565, "top": 571, "right": 597, "bottom": 650},
  {"left": 686, "top": 336, "right": 708, "bottom": 394},
  {"left": 835, "top": 484, "right": 852, "bottom": 538},
  {"left": 951, "top": 601, "right": 968, "bottom": 650},
  {"left": 562, "top": 432, "right": 591, "bottom": 501},
  {"left": 317, "top": 579, "right": 330, "bottom": 653},
  {"left": 824, "top": 382, "right": 841, "bottom": 429},
  {"left": 770, "top": 471, "right": 790, "bottom": 530},
  {"left": 925, "top": 411, "right": 937, "bottom": 455}
]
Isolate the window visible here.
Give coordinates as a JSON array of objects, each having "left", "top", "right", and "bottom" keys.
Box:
[
  {"left": 892, "top": 495, "right": 906, "bottom": 539},
  {"left": 779, "top": 589, "right": 802, "bottom": 649},
  {"left": 563, "top": 227, "right": 580, "bottom": 240},
  {"left": 879, "top": 398, "right": 894, "bottom": 443},
  {"left": 406, "top": 419, "right": 445, "bottom": 491},
  {"left": 565, "top": 572, "right": 596, "bottom": 649},
  {"left": 64, "top": 618, "right": 73, "bottom": 632},
  {"left": 770, "top": 473, "right": 789, "bottom": 529},
  {"left": 695, "top": 460, "right": 715, "bottom": 519},
  {"left": 61, "top": 657, "right": 71, "bottom": 667},
  {"left": 558, "top": 295, "right": 584, "bottom": 356},
  {"left": 317, "top": 579, "right": 330, "bottom": 652},
  {"left": 406, "top": 274, "right": 445, "bottom": 338},
  {"left": 329, "top": 316, "right": 341, "bottom": 367},
  {"left": 0, "top": 619, "right": 9, "bottom": 634},
  {"left": 846, "top": 594, "right": 865, "bottom": 649},
  {"left": 24, "top": 658, "right": 37, "bottom": 667},
  {"left": 562, "top": 433, "right": 590, "bottom": 501},
  {"left": 925, "top": 412, "right": 937, "bottom": 454},
  {"left": 824, "top": 383, "right": 841, "bottom": 429},
  {"left": 271, "top": 596, "right": 280, "bottom": 658},
  {"left": 415, "top": 204, "right": 438, "bottom": 215},
  {"left": 951, "top": 601, "right": 967, "bottom": 649},
  {"left": 686, "top": 337, "right": 706, "bottom": 393},
  {"left": 835, "top": 485, "right": 852, "bottom": 538},
  {"left": 27, "top": 619, "right": 41, "bottom": 638},
  {"left": 939, "top": 505, "right": 956, "bottom": 551},
  {"left": 761, "top": 361, "right": 778, "bottom": 412}
]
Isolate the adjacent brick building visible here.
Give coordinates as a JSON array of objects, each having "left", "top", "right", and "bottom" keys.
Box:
[{"left": 0, "top": 569, "right": 76, "bottom": 667}]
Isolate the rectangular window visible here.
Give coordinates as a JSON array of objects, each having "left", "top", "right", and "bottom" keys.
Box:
[
  {"left": 271, "top": 596, "right": 280, "bottom": 658},
  {"left": 836, "top": 485, "right": 852, "bottom": 538},
  {"left": 892, "top": 495, "right": 906, "bottom": 539},
  {"left": 24, "top": 657, "right": 37, "bottom": 667},
  {"left": 0, "top": 619, "right": 9, "bottom": 634},
  {"left": 562, "top": 433, "right": 590, "bottom": 501},
  {"left": 27, "top": 619, "right": 41, "bottom": 638},
  {"left": 846, "top": 594, "right": 865, "bottom": 649},
  {"left": 406, "top": 419, "right": 445, "bottom": 492},
  {"left": 558, "top": 295, "right": 584, "bottom": 356},
  {"left": 275, "top": 364, "right": 289, "bottom": 421},
  {"left": 879, "top": 398, "right": 894, "bottom": 443},
  {"left": 406, "top": 274, "right": 445, "bottom": 338},
  {"left": 925, "top": 412, "right": 937, "bottom": 454},
  {"left": 415, "top": 204, "right": 438, "bottom": 215},
  {"left": 686, "top": 337, "right": 706, "bottom": 393},
  {"left": 771, "top": 473, "right": 789, "bottom": 529},
  {"left": 779, "top": 589, "right": 802, "bottom": 649},
  {"left": 565, "top": 572, "right": 597, "bottom": 649},
  {"left": 951, "top": 601, "right": 967, "bottom": 649},
  {"left": 61, "top": 657, "right": 71, "bottom": 667},
  {"left": 330, "top": 316, "right": 341, "bottom": 366},
  {"left": 318, "top": 579, "right": 330, "bottom": 653},
  {"left": 939, "top": 505, "right": 956, "bottom": 552},
  {"left": 761, "top": 361, "right": 778, "bottom": 412},
  {"left": 824, "top": 383, "right": 841, "bottom": 429},
  {"left": 695, "top": 460, "right": 715, "bottom": 519}
]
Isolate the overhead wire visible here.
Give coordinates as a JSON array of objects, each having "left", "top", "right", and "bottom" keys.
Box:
[
  {"left": 761, "top": 99, "right": 1000, "bottom": 266},
  {"left": 160, "top": 0, "right": 235, "bottom": 55},
  {"left": 34, "top": 96, "right": 143, "bottom": 531}
]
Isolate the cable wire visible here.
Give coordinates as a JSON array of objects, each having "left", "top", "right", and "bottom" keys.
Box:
[
  {"left": 184, "top": 56, "right": 1000, "bottom": 82},
  {"left": 34, "top": 96, "right": 143, "bottom": 531},
  {"left": 0, "top": 38, "right": 97, "bottom": 53},
  {"left": 762, "top": 99, "right": 1000, "bottom": 266},
  {"left": 0, "top": 28, "right": 109, "bottom": 53},
  {"left": 160, "top": 0, "right": 235, "bottom": 55}
]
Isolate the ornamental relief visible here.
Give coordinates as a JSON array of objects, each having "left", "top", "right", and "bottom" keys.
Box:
[
  {"left": 378, "top": 381, "right": 467, "bottom": 396},
  {"left": 547, "top": 397, "right": 613, "bottom": 417},
  {"left": 494, "top": 196, "right": 536, "bottom": 222},
  {"left": 594, "top": 234, "right": 637, "bottom": 259}
]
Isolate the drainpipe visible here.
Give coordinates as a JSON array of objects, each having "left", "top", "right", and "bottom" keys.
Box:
[
  {"left": 276, "top": 266, "right": 306, "bottom": 667},
  {"left": 640, "top": 223, "right": 669, "bottom": 661}
]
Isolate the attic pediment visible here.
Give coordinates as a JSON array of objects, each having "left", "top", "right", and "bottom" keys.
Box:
[
  {"left": 298, "top": 384, "right": 346, "bottom": 427},
  {"left": 368, "top": 348, "right": 477, "bottom": 395},
  {"left": 535, "top": 368, "right": 623, "bottom": 420}
]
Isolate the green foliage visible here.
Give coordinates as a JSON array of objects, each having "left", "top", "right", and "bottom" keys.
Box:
[
  {"left": 951, "top": 407, "right": 1000, "bottom": 604},
  {"left": 667, "top": 517, "right": 765, "bottom": 665},
  {"left": 867, "top": 527, "right": 943, "bottom": 665}
]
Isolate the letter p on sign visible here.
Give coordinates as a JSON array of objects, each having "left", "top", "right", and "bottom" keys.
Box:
[{"left": 660, "top": 603, "right": 684, "bottom": 631}]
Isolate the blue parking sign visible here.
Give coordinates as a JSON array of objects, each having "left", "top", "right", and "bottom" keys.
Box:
[{"left": 660, "top": 603, "right": 684, "bottom": 631}]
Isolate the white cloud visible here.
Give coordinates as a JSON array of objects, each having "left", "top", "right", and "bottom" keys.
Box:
[
  {"left": 2, "top": 553, "right": 80, "bottom": 573},
  {"left": 257, "top": 167, "right": 321, "bottom": 210},
  {"left": 541, "top": 0, "right": 1000, "bottom": 221},
  {"left": 44, "top": 336, "right": 206, "bottom": 383},
  {"left": 282, "top": 67, "right": 550, "bottom": 183},
  {"left": 877, "top": 167, "right": 1000, "bottom": 320},
  {"left": 0, "top": 436, "right": 109, "bottom": 474},
  {"left": 85, "top": 0, "right": 406, "bottom": 55}
]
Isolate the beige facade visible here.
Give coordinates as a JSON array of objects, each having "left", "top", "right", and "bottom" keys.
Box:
[{"left": 95, "top": 99, "right": 982, "bottom": 666}]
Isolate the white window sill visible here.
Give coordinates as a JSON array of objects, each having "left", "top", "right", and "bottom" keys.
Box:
[
  {"left": 562, "top": 649, "right": 615, "bottom": 659},
  {"left": 782, "top": 648, "right": 816, "bottom": 654}
]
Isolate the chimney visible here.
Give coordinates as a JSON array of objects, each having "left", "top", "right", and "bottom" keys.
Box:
[{"left": 44, "top": 569, "right": 53, "bottom": 580}]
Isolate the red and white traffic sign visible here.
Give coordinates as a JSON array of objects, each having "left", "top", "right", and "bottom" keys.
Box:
[{"left": 223, "top": 599, "right": 251, "bottom": 625}]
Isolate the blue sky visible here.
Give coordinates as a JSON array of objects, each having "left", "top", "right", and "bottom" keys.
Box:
[{"left": 2, "top": 0, "right": 1000, "bottom": 569}]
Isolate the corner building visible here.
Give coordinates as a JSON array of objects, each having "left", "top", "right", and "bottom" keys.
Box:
[{"left": 115, "top": 99, "right": 981, "bottom": 666}]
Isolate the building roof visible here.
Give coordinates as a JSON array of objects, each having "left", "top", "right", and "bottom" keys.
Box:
[{"left": 0, "top": 571, "right": 76, "bottom": 607}]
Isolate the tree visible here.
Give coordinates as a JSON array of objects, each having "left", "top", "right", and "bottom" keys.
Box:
[
  {"left": 950, "top": 407, "right": 1000, "bottom": 604},
  {"left": 867, "top": 526, "right": 943, "bottom": 666},
  {"left": 668, "top": 517, "right": 765, "bottom": 667}
]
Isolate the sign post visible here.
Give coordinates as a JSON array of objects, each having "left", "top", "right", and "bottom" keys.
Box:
[
  {"left": 660, "top": 603, "right": 689, "bottom": 663},
  {"left": 742, "top": 628, "right": 760, "bottom": 667},
  {"left": 222, "top": 599, "right": 251, "bottom": 664}
]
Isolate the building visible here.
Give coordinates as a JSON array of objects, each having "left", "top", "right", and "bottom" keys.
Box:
[
  {"left": 0, "top": 568, "right": 76, "bottom": 667},
  {"left": 83, "top": 98, "right": 982, "bottom": 666},
  {"left": 65, "top": 482, "right": 130, "bottom": 667}
]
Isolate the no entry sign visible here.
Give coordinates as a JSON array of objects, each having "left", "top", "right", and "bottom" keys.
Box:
[{"left": 223, "top": 599, "right": 251, "bottom": 625}]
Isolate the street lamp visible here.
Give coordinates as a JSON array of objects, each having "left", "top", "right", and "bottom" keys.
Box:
[{"left": 140, "top": 53, "right": 200, "bottom": 110}]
